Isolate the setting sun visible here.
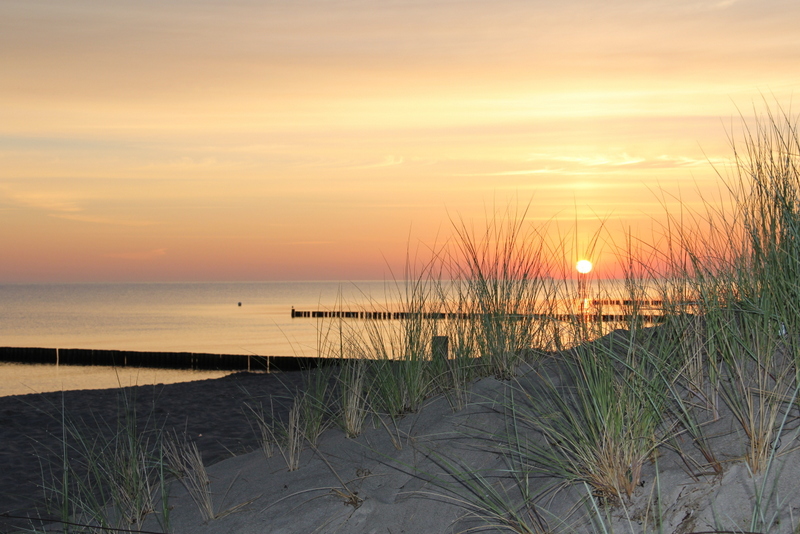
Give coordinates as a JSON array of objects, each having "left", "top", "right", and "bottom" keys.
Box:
[{"left": 576, "top": 260, "right": 593, "bottom": 275}]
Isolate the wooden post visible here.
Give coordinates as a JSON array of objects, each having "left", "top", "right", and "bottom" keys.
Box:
[{"left": 432, "top": 335, "right": 449, "bottom": 363}]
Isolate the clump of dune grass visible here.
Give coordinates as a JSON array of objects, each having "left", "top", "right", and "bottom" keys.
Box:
[
  {"left": 450, "top": 204, "right": 558, "bottom": 378},
  {"left": 164, "top": 432, "right": 214, "bottom": 521},
  {"left": 317, "top": 206, "right": 566, "bottom": 423},
  {"left": 353, "top": 255, "right": 446, "bottom": 418},
  {"left": 281, "top": 402, "right": 303, "bottom": 471},
  {"left": 423, "top": 452, "right": 552, "bottom": 534},
  {"left": 39, "top": 391, "right": 170, "bottom": 532},
  {"left": 245, "top": 397, "right": 304, "bottom": 471},
  {"left": 331, "top": 257, "right": 468, "bottom": 423},
  {"left": 433, "top": 317, "right": 479, "bottom": 412},
  {"left": 164, "top": 431, "right": 260, "bottom": 524},
  {"left": 244, "top": 400, "right": 277, "bottom": 460},
  {"left": 657, "top": 105, "right": 800, "bottom": 475},
  {"left": 509, "top": 326, "right": 669, "bottom": 504},
  {"left": 713, "top": 302, "right": 796, "bottom": 473},
  {"left": 296, "top": 365, "right": 334, "bottom": 447},
  {"left": 362, "top": 320, "right": 434, "bottom": 418},
  {"left": 240, "top": 359, "right": 332, "bottom": 471},
  {"left": 338, "top": 355, "right": 369, "bottom": 439},
  {"left": 720, "top": 106, "right": 800, "bottom": 473}
]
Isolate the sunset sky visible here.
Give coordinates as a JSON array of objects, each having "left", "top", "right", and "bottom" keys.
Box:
[{"left": 2, "top": 0, "right": 799, "bottom": 282}]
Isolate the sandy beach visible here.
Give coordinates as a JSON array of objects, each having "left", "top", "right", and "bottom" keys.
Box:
[
  {"left": 0, "top": 371, "right": 306, "bottom": 533},
  {"left": 4, "top": 334, "right": 800, "bottom": 534}
]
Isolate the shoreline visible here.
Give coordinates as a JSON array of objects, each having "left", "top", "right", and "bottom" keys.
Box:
[{"left": 0, "top": 362, "right": 236, "bottom": 397}]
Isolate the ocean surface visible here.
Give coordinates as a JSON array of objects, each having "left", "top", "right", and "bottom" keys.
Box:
[
  {"left": 0, "top": 279, "right": 656, "bottom": 396},
  {"left": 0, "top": 281, "right": 397, "bottom": 357},
  {"left": 0, "top": 281, "right": 398, "bottom": 395}
]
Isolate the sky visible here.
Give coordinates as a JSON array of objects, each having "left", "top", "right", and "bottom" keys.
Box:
[{"left": 1, "top": 0, "right": 799, "bottom": 282}]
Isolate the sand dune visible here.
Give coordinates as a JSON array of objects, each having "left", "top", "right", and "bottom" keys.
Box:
[{"left": 4, "top": 356, "right": 800, "bottom": 534}]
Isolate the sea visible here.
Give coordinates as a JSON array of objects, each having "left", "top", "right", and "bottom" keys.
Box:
[
  {"left": 0, "top": 279, "right": 661, "bottom": 396},
  {"left": 0, "top": 281, "right": 397, "bottom": 396}
]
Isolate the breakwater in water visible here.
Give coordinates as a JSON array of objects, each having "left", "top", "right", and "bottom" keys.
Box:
[
  {"left": 0, "top": 347, "right": 322, "bottom": 372},
  {"left": 290, "top": 306, "right": 667, "bottom": 324}
]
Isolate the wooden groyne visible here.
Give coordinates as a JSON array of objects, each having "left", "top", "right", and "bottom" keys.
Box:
[
  {"left": 0, "top": 347, "right": 324, "bottom": 372},
  {"left": 291, "top": 307, "right": 666, "bottom": 324},
  {"left": 591, "top": 299, "right": 664, "bottom": 307},
  {"left": 291, "top": 307, "right": 475, "bottom": 320}
]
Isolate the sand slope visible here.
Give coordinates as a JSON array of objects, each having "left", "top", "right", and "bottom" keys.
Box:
[
  {"left": 145, "top": 368, "right": 800, "bottom": 533},
  {"left": 5, "top": 362, "right": 800, "bottom": 533}
]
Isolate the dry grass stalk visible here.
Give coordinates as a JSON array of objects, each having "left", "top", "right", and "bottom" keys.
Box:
[
  {"left": 340, "top": 358, "right": 368, "bottom": 438},
  {"left": 165, "top": 434, "right": 215, "bottom": 521},
  {"left": 283, "top": 401, "right": 303, "bottom": 471}
]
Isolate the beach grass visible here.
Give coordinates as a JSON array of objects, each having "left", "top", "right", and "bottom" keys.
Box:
[
  {"left": 164, "top": 433, "right": 214, "bottom": 522},
  {"left": 298, "top": 105, "right": 800, "bottom": 531},
  {"left": 353, "top": 105, "right": 800, "bottom": 531},
  {"left": 36, "top": 390, "right": 170, "bottom": 533}
]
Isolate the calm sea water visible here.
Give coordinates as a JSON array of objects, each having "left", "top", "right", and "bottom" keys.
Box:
[
  {"left": 0, "top": 281, "right": 400, "bottom": 395},
  {"left": 0, "top": 279, "right": 658, "bottom": 396},
  {"left": 0, "top": 281, "right": 397, "bottom": 357}
]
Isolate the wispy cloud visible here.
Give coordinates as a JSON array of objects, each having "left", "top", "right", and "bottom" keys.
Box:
[
  {"left": 1, "top": 188, "right": 82, "bottom": 213},
  {"left": 320, "top": 155, "right": 409, "bottom": 170},
  {"left": 357, "top": 155, "right": 405, "bottom": 169},
  {"left": 1, "top": 185, "right": 154, "bottom": 226},
  {"left": 458, "top": 153, "right": 723, "bottom": 178},
  {"left": 525, "top": 152, "right": 710, "bottom": 168},
  {"left": 285, "top": 240, "right": 337, "bottom": 246},
  {"left": 458, "top": 168, "right": 562, "bottom": 177},
  {"left": 49, "top": 213, "right": 155, "bottom": 227},
  {"left": 688, "top": 0, "right": 739, "bottom": 11},
  {"left": 103, "top": 248, "right": 167, "bottom": 260}
]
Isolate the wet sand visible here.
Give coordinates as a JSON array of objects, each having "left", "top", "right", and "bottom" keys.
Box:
[{"left": 0, "top": 362, "right": 234, "bottom": 397}]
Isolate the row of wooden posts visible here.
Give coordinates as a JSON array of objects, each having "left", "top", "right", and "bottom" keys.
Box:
[
  {"left": 0, "top": 344, "right": 455, "bottom": 369},
  {"left": 2, "top": 298, "right": 674, "bottom": 370},
  {"left": 290, "top": 307, "right": 666, "bottom": 324},
  {"left": 0, "top": 346, "right": 321, "bottom": 372}
]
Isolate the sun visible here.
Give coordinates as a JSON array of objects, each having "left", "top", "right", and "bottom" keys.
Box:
[{"left": 576, "top": 259, "right": 593, "bottom": 274}]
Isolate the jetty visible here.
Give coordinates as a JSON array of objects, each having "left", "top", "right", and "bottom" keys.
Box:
[
  {"left": 290, "top": 300, "right": 669, "bottom": 324},
  {"left": 0, "top": 347, "right": 324, "bottom": 372}
]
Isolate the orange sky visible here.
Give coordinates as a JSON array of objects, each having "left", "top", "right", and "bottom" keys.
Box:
[{"left": 1, "top": 0, "right": 799, "bottom": 282}]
